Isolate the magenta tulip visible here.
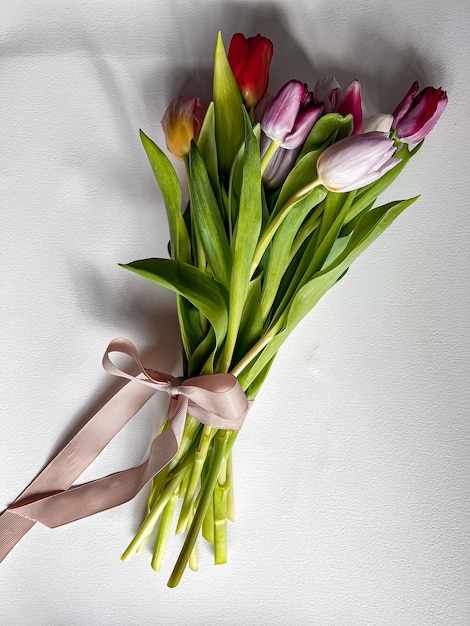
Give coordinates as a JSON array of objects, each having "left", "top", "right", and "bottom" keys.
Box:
[
  {"left": 316, "top": 132, "right": 399, "bottom": 192},
  {"left": 392, "top": 81, "right": 447, "bottom": 143}
]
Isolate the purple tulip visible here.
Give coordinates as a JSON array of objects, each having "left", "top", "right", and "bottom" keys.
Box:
[
  {"left": 261, "top": 80, "right": 324, "bottom": 149},
  {"left": 314, "top": 77, "right": 363, "bottom": 134},
  {"left": 392, "top": 81, "right": 447, "bottom": 143},
  {"left": 316, "top": 132, "right": 399, "bottom": 192}
]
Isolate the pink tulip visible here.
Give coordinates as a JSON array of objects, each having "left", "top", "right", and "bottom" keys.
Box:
[
  {"left": 314, "top": 77, "right": 363, "bottom": 134},
  {"left": 316, "top": 132, "right": 399, "bottom": 192},
  {"left": 261, "top": 80, "right": 324, "bottom": 149},
  {"left": 392, "top": 81, "right": 447, "bottom": 143}
]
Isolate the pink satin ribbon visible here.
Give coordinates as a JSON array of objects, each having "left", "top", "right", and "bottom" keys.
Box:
[{"left": 0, "top": 337, "right": 249, "bottom": 563}]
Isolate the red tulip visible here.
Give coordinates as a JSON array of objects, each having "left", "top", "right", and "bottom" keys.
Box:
[
  {"left": 228, "top": 33, "right": 273, "bottom": 108},
  {"left": 392, "top": 81, "right": 447, "bottom": 143}
]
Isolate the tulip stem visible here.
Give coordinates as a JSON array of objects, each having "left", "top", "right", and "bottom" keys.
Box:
[
  {"left": 167, "top": 430, "right": 230, "bottom": 587},
  {"left": 260, "top": 139, "right": 280, "bottom": 176},
  {"left": 249, "top": 180, "right": 320, "bottom": 278}
]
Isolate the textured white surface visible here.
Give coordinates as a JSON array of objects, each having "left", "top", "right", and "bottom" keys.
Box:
[{"left": 1, "top": 1, "right": 469, "bottom": 624}]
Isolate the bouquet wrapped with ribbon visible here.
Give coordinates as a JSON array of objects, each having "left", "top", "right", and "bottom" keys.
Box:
[{"left": 0, "top": 31, "right": 446, "bottom": 587}]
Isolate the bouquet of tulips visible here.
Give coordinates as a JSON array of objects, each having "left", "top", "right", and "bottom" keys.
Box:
[{"left": 115, "top": 32, "right": 447, "bottom": 586}]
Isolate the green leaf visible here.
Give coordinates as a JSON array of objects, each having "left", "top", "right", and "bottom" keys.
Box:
[
  {"left": 188, "top": 327, "right": 217, "bottom": 376},
  {"left": 221, "top": 108, "right": 262, "bottom": 370},
  {"left": 272, "top": 151, "right": 325, "bottom": 218},
  {"left": 197, "top": 102, "right": 222, "bottom": 207},
  {"left": 121, "top": 258, "right": 228, "bottom": 349},
  {"left": 213, "top": 31, "right": 244, "bottom": 174},
  {"left": 298, "top": 113, "right": 353, "bottom": 159},
  {"left": 188, "top": 141, "right": 231, "bottom": 287},
  {"left": 177, "top": 295, "right": 205, "bottom": 369},
  {"left": 233, "top": 273, "right": 264, "bottom": 367},
  {"left": 139, "top": 130, "right": 190, "bottom": 262},
  {"left": 260, "top": 187, "right": 326, "bottom": 321}
]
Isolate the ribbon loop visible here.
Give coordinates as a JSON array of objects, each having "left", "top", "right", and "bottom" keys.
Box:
[{"left": 0, "top": 338, "right": 250, "bottom": 563}]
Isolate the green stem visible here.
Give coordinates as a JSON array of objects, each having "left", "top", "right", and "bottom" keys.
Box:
[
  {"left": 176, "top": 425, "right": 215, "bottom": 533},
  {"left": 249, "top": 180, "right": 320, "bottom": 278},
  {"left": 230, "top": 317, "right": 282, "bottom": 378},
  {"left": 260, "top": 139, "right": 280, "bottom": 176},
  {"left": 151, "top": 489, "right": 178, "bottom": 571},
  {"left": 167, "top": 430, "right": 230, "bottom": 587},
  {"left": 214, "top": 454, "right": 228, "bottom": 564},
  {"left": 121, "top": 453, "right": 193, "bottom": 561},
  {"left": 226, "top": 451, "right": 235, "bottom": 522}
]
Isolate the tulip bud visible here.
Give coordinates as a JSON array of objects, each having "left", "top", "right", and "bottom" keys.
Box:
[
  {"left": 392, "top": 81, "right": 447, "bottom": 143},
  {"left": 261, "top": 80, "right": 324, "bottom": 150},
  {"left": 161, "top": 96, "right": 206, "bottom": 159},
  {"left": 314, "top": 77, "right": 363, "bottom": 134},
  {"left": 228, "top": 33, "right": 273, "bottom": 108},
  {"left": 316, "top": 132, "right": 399, "bottom": 192}
]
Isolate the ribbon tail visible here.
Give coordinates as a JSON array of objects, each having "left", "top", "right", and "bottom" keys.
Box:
[
  {"left": 0, "top": 377, "right": 158, "bottom": 562},
  {"left": 0, "top": 512, "right": 36, "bottom": 563},
  {"left": 8, "top": 427, "right": 180, "bottom": 528}
]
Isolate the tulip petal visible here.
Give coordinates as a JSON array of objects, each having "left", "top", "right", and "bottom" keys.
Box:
[
  {"left": 336, "top": 80, "right": 362, "bottom": 134},
  {"left": 313, "top": 76, "right": 340, "bottom": 106},
  {"left": 281, "top": 104, "right": 324, "bottom": 149},
  {"left": 262, "top": 80, "right": 309, "bottom": 143},
  {"left": 362, "top": 114, "right": 394, "bottom": 134},
  {"left": 227, "top": 33, "right": 249, "bottom": 79},
  {"left": 391, "top": 80, "right": 419, "bottom": 130},
  {"left": 406, "top": 92, "right": 447, "bottom": 142},
  {"left": 396, "top": 87, "right": 447, "bottom": 143},
  {"left": 317, "top": 132, "right": 399, "bottom": 192}
]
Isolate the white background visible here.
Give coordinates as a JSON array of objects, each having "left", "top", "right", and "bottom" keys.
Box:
[{"left": 1, "top": 1, "right": 469, "bottom": 624}]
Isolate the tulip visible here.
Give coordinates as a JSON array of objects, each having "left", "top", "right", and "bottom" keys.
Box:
[
  {"left": 228, "top": 33, "right": 273, "bottom": 108},
  {"left": 262, "top": 146, "right": 299, "bottom": 188},
  {"left": 391, "top": 81, "right": 447, "bottom": 143},
  {"left": 316, "top": 132, "right": 399, "bottom": 192},
  {"left": 161, "top": 96, "right": 206, "bottom": 159},
  {"left": 314, "top": 76, "right": 362, "bottom": 134},
  {"left": 261, "top": 80, "right": 324, "bottom": 150}
]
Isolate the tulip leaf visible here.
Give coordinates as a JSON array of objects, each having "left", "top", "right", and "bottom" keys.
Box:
[
  {"left": 233, "top": 273, "right": 264, "bottom": 367},
  {"left": 188, "top": 141, "right": 231, "bottom": 287},
  {"left": 221, "top": 107, "right": 263, "bottom": 370},
  {"left": 299, "top": 113, "right": 353, "bottom": 159},
  {"left": 272, "top": 151, "right": 327, "bottom": 218},
  {"left": 188, "top": 327, "right": 217, "bottom": 376},
  {"left": 260, "top": 187, "right": 326, "bottom": 321},
  {"left": 120, "top": 258, "right": 228, "bottom": 349},
  {"left": 139, "top": 130, "right": 190, "bottom": 262},
  {"left": 197, "top": 102, "right": 222, "bottom": 207},
  {"left": 238, "top": 196, "right": 418, "bottom": 388},
  {"left": 176, "top": 295, "right": 206, "bottom": 370},
  {"left": 213, "top": 32, "right": 244, "bottom": 175}
]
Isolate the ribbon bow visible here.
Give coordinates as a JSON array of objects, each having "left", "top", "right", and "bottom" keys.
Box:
[{"left": 0, "top": 338, "right": 249, "bottom": 563}]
